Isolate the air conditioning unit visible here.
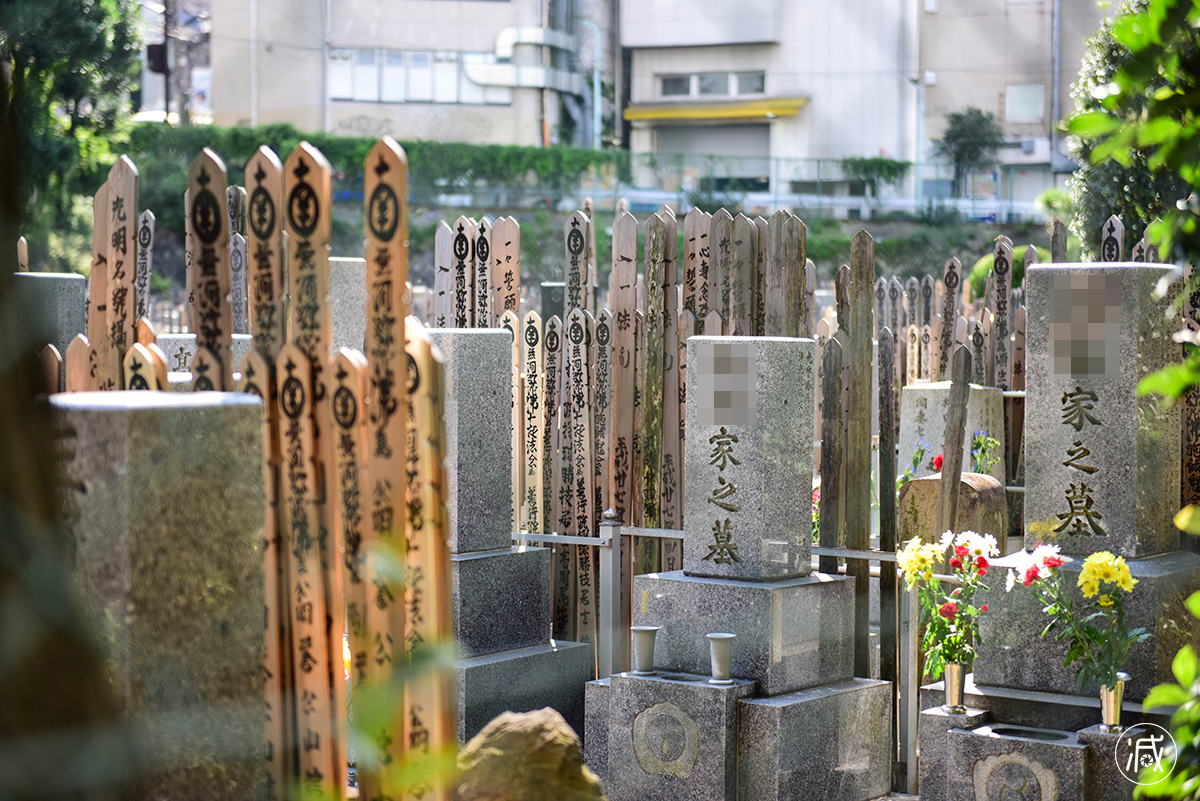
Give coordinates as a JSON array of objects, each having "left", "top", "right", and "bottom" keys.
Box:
[{"left": 1021, "top": 138, "right": 1036, "bottom": 154}]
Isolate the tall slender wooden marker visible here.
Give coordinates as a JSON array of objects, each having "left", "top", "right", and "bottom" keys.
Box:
[
  {"left": 921, "top": 276, "right": 935, "bottom": 327},
  {"left": 402, "top": 323, "right": 457, "bottom": 801},
  {"left": 39, "top": 345, "right": 62, "bottom": 393},
  {"left": 523, "top": 312, "right": 546, "bottom": 533},
  {"left": 88, "top": 182, "right": 114, "bottom": 390},
  {"left": 682, "top": 208, "right": 703, "bottom": 316},
  {"left": 753, "top": 215, "right": 768, "bottom": 335},
  {"left": 565, "top": 211, "right": 590, "bottom": 317},
  {"left": 246, "top": 147, "right": 287, "bottom": 362},
  {"left": 1050, "top": 217, "right": 1068, "bottom": 263},
  {"left": 992, "top": 236, "right": 1013, "bottom": 392},
  {"left": 433, "top": 221, "right": 453, "bottom": 326},
  {"left": 710, "top": 208, "right": 733, "bottom": 325},
  {"left": 584, "top": 197, "right": 598, "bottom": 312},
  {"left": 594, "top": 309, "right": 613, "bottom": 529},
  {"left": 106, "top": 156, "right": 139, "bottom": 381},
  {"left": 565, "top": 309, "right": 597, "bottom": 646},
  {"left": 451, "top": 216, "right": 476, "bottom": 327},
  {"left": 938, "top": 258, "right": 962, "bottom": 379},
  {"left": 493, "top": 216, "right": 521, "bottom": 319},
  {"left": 65, "top": 335, "right": 90, "bottom": 392},
  {"left": 641, "top": 214, "right": 667, "bottom": 531},
  {"left": 237, "top": 349, "right": 286, "bottom": 800},
  {"left": 728, "top": 214, "right": 754, "bottom": 335},
  {"left": 765, "top": 210, "right": 792, "bottom": 337},
  {"left": 609, "top": 212, "right": 638, "bottom": 528},
  {"left": 1100, "top": 214, "right": 1124, "bottom": 262},
  {"left": 660, "top": 208, "right": 683, "bottom": 567},
  {"left": 846, "top": 231, "right": 874, "bottom": 678},
  {"left": 790, "top": 214, "right": 808, "bottom": 337},
  {"left": 135, "top": 210, "right": 155, "bottom": 326},
  {"left": 360, "top": 137, "right": 409, "bottom": 788},
  {"left": 501, "top": 309, "right": 523, "bottom": 535},
  {"left": 819, "top": 333, "right": 844, "bottom": 575},
  {"left": 475, "top": 216, "right": 493, "bottom": 327},
  {"left": 16, "top": 236, "right": 27, "bottom": 272},
  {"left": 188, "top": 149, "right": 233, "bottom": 389},
  {"left": 276, "top": 343, "right": 335, "bottom": 796},
  {"left": 544, "top": 316, "right": 572, "bottom": 636}
]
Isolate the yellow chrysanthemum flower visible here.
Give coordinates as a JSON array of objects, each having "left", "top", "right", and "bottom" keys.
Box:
[
  {"left": 1097, "top": 594, "right": 1113, "bottom": 607},
  {"left": 1079, "top": 578, "right": 1100, "bottom": 598}
]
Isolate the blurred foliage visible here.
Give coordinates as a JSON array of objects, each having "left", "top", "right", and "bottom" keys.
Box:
[
  {"left": 840, "top": 156, "right": 912, "bottom": 197},
  {"left": 1066, "top": 0, "right": 1189, "bottom": 261},
  {"left": 967, "top": 245, "right": 1047, "bottom": 300},
  {"left": 0, "top": 0, "right": 141, "bottom": 271}
]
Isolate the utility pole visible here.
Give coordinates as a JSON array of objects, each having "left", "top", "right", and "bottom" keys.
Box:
[{"left": 163, "top": 0, "right": 171, "bottom": 124}]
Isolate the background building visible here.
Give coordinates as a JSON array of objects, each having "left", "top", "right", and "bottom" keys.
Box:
[{"left": 210, "top": 0, "right": 615, "bottom": 148}]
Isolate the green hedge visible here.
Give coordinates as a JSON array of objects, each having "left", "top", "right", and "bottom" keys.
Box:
[{"left": 122, "top": 122, "right": 628, "bottom": 234}]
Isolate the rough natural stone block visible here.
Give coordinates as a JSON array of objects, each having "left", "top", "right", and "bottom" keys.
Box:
[
  {"left": 427, "top": 329, "right": 514, "bottom": 553},
  {"left": 918, "top": 706, "right": 991, "bottom": 801},
  {"left": 684, "top": 336, "right": 815, "bottom": 580},
  {"left": 974, "top": 550, "right": 1200, "bottom": 701},
  {"left": 329, "top": 256, "right": 367, "bottom": 354},
  {"left": 946, "top": 724, "right": 1087, "bottom": 801},
  {"left": 898, "top": 473, "right": 1010, "bottom": 554},
  {"left": 457, "top": 640, "right": 593, "bottom": 742},
  {"left": 452, "top": 546, "right": 550, "bottom": 658},
  {"left": 897, "top": 380, "right": 1006, "bottom": 484},
  {"left": 583, "top": 678, "right": 610, "bottom": 776},
  {"left": 1024, "top": 263, "right": 1180, "bottom": 558},
  {"left": 53, "top": 391, "right": 266, "bottom": 800},
  {"left": 632, "top": 570, "right": 853, "bottom": 696},
  {"left": 737, "top": 678, "right": 893, "bottom": 801},
  {"left": 15, "top": 272, "right": 86, "bottom": 369},
  {"left": 603, "top": 671, "right": 756, "bottom": 801}
]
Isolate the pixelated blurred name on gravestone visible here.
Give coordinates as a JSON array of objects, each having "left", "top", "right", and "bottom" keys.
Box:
[
  {"left": 1049, "top": 273, "right": 1122, "bottom": 379},
  {"left": 696, "top": 341, "right": 755, "bottom": 428}
]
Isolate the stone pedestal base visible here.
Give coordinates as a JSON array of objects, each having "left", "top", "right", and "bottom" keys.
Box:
[
  {"left": 918, "top": 675, "right": 1172, "bottom": 733},
  {"left": 974, "top": 550, "right": 1200, "bottom": 700},
  {"left": 587, "top": 671, "right": 756, "bottom": 801},
  {"left": 946, "top": 724, "right": 1087, "bottom": 801},
  {"left": 452, "top": 546, "right": 550, "bottom": 658},
  {"left": 632, "top": 570, "right": 854, "bottom": 695},
  {"left": 737, "top": 678, "right": 892, "bottom": 801},
  {"left": 918, "top": 706, "right": 990, "bottom": 801},
  {"left": 1077, "top": 725, "right": 1136, "bottom": 801},
  {"left": 456, "top": 640, "right": 592, "bottom": 742}
]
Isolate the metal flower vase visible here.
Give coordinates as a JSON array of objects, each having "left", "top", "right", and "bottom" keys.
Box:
[
  {"left": 1100, "top": 672, "right": 1129, "bottom": 733},
  {"left": 943, "top": 662, "right": 967, "bottom": 713}
]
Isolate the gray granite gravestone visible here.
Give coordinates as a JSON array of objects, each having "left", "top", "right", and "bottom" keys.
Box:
[
  {"left": 426, "top": 328, "right": 592, "bottom": 740},
  {"left": 683, "top": 336, "right": 815, "bottom": 580},
  {"left": 14, "top": 272, "right": 86, "bottom": 372},
  {"left": 329, "top": 257, "right": 367, "bottom": 354},
  {"left": 897, "top": 380, "right": 1006, "bottom": 485},
  {"left": 1024, "top": 263, "right": 1179, "bottom": 558},
  {"left": 53, "top": 391, "right": 266, "bottom": 800}
]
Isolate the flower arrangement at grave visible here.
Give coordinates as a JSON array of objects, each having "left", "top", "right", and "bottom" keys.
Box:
[
  {"left": 811, "top": 486, "right": 821, "bottom": 544},
  {"left": 897, "top": 440, "right": 937, "bottom": 493},
  {"left": 898, "top": 530, "right": 999, "bottom": 679},
  {"left": 1005, "top": 546, "right": 1151, "bottom": 694},
  {"left": 970, "top": 430, "right": 1001, "bottom": 474}
]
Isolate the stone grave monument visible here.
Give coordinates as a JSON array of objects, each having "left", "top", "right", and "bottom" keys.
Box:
[
  {"left": 917, "top": 262, "right": 1200, "bottom": 800},
  {"left": 585, "top": 336, "right": 892, "bottom": 801},
  {"left": 427, "top": 328, "right": 593, "bottom": 740}
]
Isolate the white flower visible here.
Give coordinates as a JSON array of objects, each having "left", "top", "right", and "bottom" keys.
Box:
[
  {"left": 1031, "top": 543, "right": 1067, "bottom": 568},
  {"left": 1003, "top": 549, "right": 1038, "bottom": 592},
  {"left": 939, "top": 530, "right": 956, "bottom": 550},
  {"left": 955, "top": 530, "right": 999, "bottom": 559},
  {"left": 1006, "top": 569, "right": 1018, "bottom": 592}
]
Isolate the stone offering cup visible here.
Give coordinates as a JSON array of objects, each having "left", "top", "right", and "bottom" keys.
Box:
[
  {"left": 631, "top": 625, "right": 660, "bottom": 675},
  {"left": 707, "top": 632, "right": 736, "bottom": 685}
]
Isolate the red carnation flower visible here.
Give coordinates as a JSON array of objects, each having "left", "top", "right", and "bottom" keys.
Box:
[
  {"left": 939, "top": 601, "right": 957, "bottom": 620},
  {"left": 976, "top": 556, "right": 989, "bottom": 576},
  {"left": 933, "top": 453, "right": 944, "bottom": 470},
  {"left": 980, "top": 604, "right": 989, "bottom": 612},
  {"left": 948, "top": 556, "right": 962, "bottom": 570},
  {"left": 1043, "top": 555, "right": 1063, "bottom": 570},
  {"left": 954, "top": 544, "right": 969, "bottom": 559},
  {"left": 1023, "top": 565, "right": 1040, "bottom": 586}
]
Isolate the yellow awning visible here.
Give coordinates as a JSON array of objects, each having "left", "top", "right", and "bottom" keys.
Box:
[{"left": 623, "top": 97, "right": 809, "bottom": 122}]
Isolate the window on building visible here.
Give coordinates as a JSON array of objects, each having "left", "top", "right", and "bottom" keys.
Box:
[
  {"left": 661, "top": 75, "right": 690, "bottom": 96},
  {"left": 698, "top": 72, "right": 729, "bottom": 96},
  {"left": 408, "top": 51, "right": 433, "bottom": 101},
  {"left": 433, "top": 51, "right": 458, "bottom": 102},
  {"left": 328, "top": 49, "right": 354, "bottom": 100},
  {"left": 381, "top": 50, "right": 406, "bottom": 102},
  {"left": 354, "top": 50, "right": 380, "bottom": 101},
  {"left": 1005, "top": 83, "right": 1044, "bottom": 123},
  {"left": 736, "top": 72, "right": 765, "bottom": 95}
]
